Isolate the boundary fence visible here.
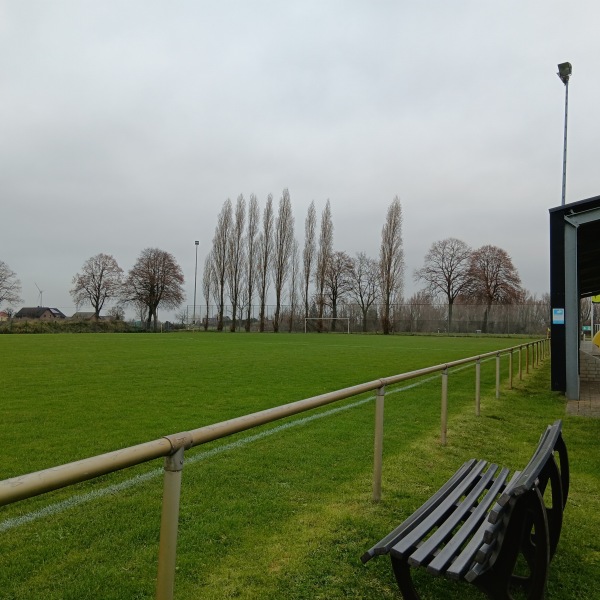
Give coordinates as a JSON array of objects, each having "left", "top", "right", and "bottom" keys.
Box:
[
  {"left": 185, "top": 302, "right": 550, "bottom": 335},
  {"left": 0, "top": 339, "right": 549, "bottom": 599}
]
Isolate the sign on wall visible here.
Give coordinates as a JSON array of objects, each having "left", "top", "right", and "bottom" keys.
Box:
[{"left": 552, "top": 308, "right": 565, "bottom": 325}]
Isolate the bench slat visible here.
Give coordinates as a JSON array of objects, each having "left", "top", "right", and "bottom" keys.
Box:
[
  {"left": 445, "top": 469, "right": 522, "bottom": 580},
  {"left": 425, "top": 466, "right": 510, "bottom": 576},
  {"left": 360, "top": 458, "right": 479, "bottom": 564},
  {"left": 390, "top": 460, "right": 488, "bottom": 558},
  {"left": 408, "top": 463, "right": 501, "bottom": 569}
]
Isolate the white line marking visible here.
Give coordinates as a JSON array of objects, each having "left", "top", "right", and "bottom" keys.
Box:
[{"left": 0, "top": 359, "right": 492, "bottom": 532}]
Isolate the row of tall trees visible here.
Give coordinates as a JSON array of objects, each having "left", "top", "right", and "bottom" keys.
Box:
[
  {"left": 203, "top": 191, "right": 405, "bottom": 334},
  {"left": 201, "top": 194, "right": 529, "bottom": 335},
  {"left": 70, "top": 249, "right": 184, "bottom": 331}
]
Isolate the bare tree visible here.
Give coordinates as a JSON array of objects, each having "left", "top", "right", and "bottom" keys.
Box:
[
  {"left": 211, "top": 199, "right": 232, "bottom": 331},
  {"left": 316, "top": 200, "right": 333, "bottom": 331},
  {"left": 122, "top": 248, "right": 185, "bottom": 331},
  {"left": 70, "top": 253, "right": 123, "bottom": 319},
  {"left": 134, "top": 299, "right": 149, "bottom": 325},
  {"left": 272, "top": 189, "right": 295, "bottom": 333},
  {"left": 325, "top": 250, "right": 353, "bottom": 331},
  {"left": 0, "top": 260, "right": 22, "bottom": 308},
  {"left": 414, "top": 238, "right": 473, "bottom": 332},
  {"left": 467, "top": 244, "right": 523, "bottom": 333},
  {"left": 288, "top": 238, "right": 300, "bottom": 332},
  {"left": 227, "top": 195, "right": 246, "bottom": 332},
  {"left": 175, "top": 309, "right": 188, "bottom": 326},
  {"left": 302, "top": 201, "right": 317, "bottom": 320},
  {"left": 244, "top": 194, "right": 260, "bottom": 331},
  {"left": 406, "top": 290, "right": 441, "bottom": 333},
  {"left": 202, "top": 251, "right": 215, "bottom": 331},
  {"left": 107, "top": 304, "right": 125, "bottom": 321},
  {"left": 379, "top": 196, "right": 404, "bottom": 335},
  {"left": 257, "top": 194, "right": 274, "bottom": 332},
  {"left": 349, "top": 252, "right": 380, "bottom": 332}
]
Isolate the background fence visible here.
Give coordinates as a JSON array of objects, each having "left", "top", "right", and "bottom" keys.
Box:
[{"left": 184, "top": 302, "right": 551, "bottom": 335}]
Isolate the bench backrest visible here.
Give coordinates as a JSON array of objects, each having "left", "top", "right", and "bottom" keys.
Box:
[
  {"left": 493, "top": 420, "right": 568, "bottom": 515},
  {"left": 458, "top": 420, "right": 569, "bottom": 581}
]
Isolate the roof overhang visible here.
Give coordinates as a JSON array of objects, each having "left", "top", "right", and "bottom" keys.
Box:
[{"left": 550, "top": 194, "right": 600, "bottom": 298}]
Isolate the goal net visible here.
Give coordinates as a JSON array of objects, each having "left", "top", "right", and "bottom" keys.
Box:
[{"left": 304, "top": 317, "right": 350, "bottom": 333}]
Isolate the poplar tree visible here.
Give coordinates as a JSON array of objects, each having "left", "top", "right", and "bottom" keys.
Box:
[
  {"left": 379, "top": 196, "right": 404, "bottom": 335},
  {"left": 272, "top": 189, "right": 295, "bottom": 333},
  {"left": 257, "top": 195, "right": 274, "bottom": 332}
]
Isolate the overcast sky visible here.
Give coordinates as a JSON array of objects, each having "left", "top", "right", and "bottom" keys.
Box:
[{"left": 2, "top": 1, "right": 599, "bottom": 318}]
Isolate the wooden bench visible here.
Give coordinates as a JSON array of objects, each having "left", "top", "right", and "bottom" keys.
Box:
[{"left": 361, "top": 420, "right": 569, "bottom": 599}]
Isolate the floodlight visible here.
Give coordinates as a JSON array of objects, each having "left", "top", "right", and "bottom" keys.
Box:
[{"left": 557, "top": 62, "right": 572, "bottom": 85}]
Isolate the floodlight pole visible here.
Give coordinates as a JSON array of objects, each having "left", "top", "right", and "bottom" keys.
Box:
[
  {"left": 193, "top": 241, "right": 199, "bottom": 325},
  {"left": 557, "top": 62, "right": 572, "bottom": 206}
]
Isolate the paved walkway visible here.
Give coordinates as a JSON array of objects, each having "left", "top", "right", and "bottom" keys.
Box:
[
  {"left": 567, "top": 380, "right": 600, "bottom": 417},
  {"left": 566, "top": 341, "right": 600, "bottom": 418}
]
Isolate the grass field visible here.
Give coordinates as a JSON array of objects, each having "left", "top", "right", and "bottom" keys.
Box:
[{"left": 0, "top": 332, "right": 598, "bottom": 599}]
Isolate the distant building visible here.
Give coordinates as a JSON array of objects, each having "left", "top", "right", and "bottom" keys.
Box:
[
  {"left": 14, "top": 307, "right": 67, "bottom": 320},
  {"left": 0, "top": 311, "right": 9, "bottom": 322},
  {"left": 71, "top": 311, "right": 97, "bottom": 320}
]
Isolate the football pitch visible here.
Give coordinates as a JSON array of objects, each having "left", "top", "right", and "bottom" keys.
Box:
[{"left": 1, "top": 333, "right": 597, "bottom": 599}]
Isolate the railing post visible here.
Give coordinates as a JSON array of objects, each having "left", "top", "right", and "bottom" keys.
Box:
[
  {"left": 518, "top": 346, "right": 523, "bottom": 380},
  {"left": 495, "top": 353, "right": 501, "bottom": 398},
  {"left": 372, "top": 385, "right": 385, "bottom": 503},
  {"left": 526, "top": 344, "right": 530, "bottom": 374},
  {"left": 509, "top": 350, "right": 513, "bottom": 390},
  {"left": 475, "top": 359, "right": 481, "bottom": 416},
  {"left": 441, "top": 368, "right": 448, "bottom": 446},
  {"left": 156, "top": 436, "right": 190, "bottom": 600}
]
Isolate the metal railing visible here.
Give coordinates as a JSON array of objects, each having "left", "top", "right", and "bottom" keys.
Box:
[{"left": 0, "top": 339, "right": 549, "bottom": 599}]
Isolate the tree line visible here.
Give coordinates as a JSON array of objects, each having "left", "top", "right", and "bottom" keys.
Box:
[
  {"left": 202, "top": 191, "right": 404, "bottom": 334},
  {"left": 1, "top": 191, "right": 561, "bottom": 334}
]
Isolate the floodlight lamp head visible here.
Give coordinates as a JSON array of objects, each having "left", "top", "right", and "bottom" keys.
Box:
[
  {"left": 195, "top": 240, "right": 199, "bottom": 245},
  {"left": 557, "top": 62, "right": 572, "bottom": 85}
]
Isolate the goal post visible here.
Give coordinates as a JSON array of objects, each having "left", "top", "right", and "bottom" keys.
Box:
[{"left": 304, "top": 317, "right": 350, "bottom": 334}]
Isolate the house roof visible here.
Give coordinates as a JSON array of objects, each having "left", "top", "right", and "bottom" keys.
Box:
[
  {"left": 71, "top": 311, "right": 96, "bottom": 320},
  {"left": 15, "top": 307, "right": 67, "bottom": 319}
]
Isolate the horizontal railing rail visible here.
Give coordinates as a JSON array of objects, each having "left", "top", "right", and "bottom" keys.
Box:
[{"left": 0, "top": 338, "right": 549, "bottom": 599}]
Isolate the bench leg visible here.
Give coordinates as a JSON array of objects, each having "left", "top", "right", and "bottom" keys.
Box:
[
  {"left": 537, "top": 455, "right": 564, "bottom": 558},
  {"left": 390, "top": 556, "right": 421, "bottom": 600},
  {"left": 475, "top": 488, "right": 550, "bottom": 600}
]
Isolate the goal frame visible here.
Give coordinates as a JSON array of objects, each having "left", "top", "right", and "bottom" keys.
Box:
[{"left": 304, "top": 317, "right": 350, "bottom": 334}]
